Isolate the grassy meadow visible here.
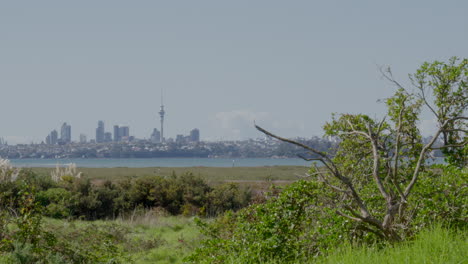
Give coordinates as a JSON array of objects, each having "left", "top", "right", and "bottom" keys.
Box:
[
  {"left": 32, "top": 165, "right": 309, "bottom": 182},
  {"left": 32, "top": 166, "right": 309, "bottom": 194}
]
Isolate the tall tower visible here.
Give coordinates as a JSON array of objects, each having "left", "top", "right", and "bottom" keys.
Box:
[{"left": 159, "top": 90, "right": 166, "bottom": 142}]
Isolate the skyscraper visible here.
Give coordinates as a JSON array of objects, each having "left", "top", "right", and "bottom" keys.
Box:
[
  {"left": 190, "top": 128, "right": 200, "bottom": 142},
  {"left": 113, "top": 125, "right": 120, "bottom": 142},
  {"left": 50, "top": 130, "right": 58, "bottom": 145},
  {"left": 60, "top": 123, "right": 71, "bottom": 143},
  {"left": 80, "top": 134, "right": 87, "bottom": 143},
  {"left": 159, "top": 90, "right": 165, "bottom": 142},
  {"left": 119, "top": 126, "right": 129, "bottom": 140},
  {"left": 104, "top": 132, "right": 112, "bottom": 142},
  {"left": 96, "top": 120, "right": 105, "bottom": 143}
]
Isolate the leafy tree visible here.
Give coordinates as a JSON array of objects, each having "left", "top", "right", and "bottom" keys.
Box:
[{"left": 256, "top": 57, "right": 467, "bottom": 241}]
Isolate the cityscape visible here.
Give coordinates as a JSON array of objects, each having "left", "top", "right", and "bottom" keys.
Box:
[
  {"left": 43, "top": 96, "right": 200, "bottom": 146},
  {"left": 0, "top": 97, "right": 334, "bottom": 159}
]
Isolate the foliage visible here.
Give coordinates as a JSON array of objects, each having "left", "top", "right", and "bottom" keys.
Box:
[
  {"left": 409, "top": 165, "right": 467, "bottom": 232},
  {"left": 411, "top": 57, "right": 468, "bottom": 167},
  {"left": 1, "top": 164, "right": 252, "bottom": 221},
  {"left": 255, "top": 57, "right": 467, "bottom": 241},
  {"left": 187, "top": 180, "right": 353, "bottom": 263},
  {"left": 0, "top": 176, "right": 129, "bottom": 263},
  {"left": 186, "top": 57, "right": 467, "bottom": 262},
  {"left": 203, "top": 183, "right": 252, "bottom": 217}
]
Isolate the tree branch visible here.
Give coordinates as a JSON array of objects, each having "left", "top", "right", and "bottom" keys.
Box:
[
  {"left": 403, "top": 128, "right": 442, "bottom": 198},
  {"left": 256, "top": 124, "right": 374, "bottom": 220}
]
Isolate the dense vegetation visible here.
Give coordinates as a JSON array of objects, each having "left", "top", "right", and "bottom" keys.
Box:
[
  {"left": 1, "top": 167, "right": 252, "bottom": 221},
  {"left": 0, "top": 160, "right": 255, "bottom": 263},
  {"left": 188, "top": 57, "right": 467, "bottom": 262},
  {"left": 187, "top": 164, "right": 466, "bottom": 263}
]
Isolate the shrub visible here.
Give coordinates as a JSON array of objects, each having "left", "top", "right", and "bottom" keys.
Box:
[{"left": 187, "top": 180, "right": 351, "bottom": 263}]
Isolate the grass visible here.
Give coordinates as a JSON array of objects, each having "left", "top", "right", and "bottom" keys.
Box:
[
  {"left": 44, "top": 215, "right": 201, "bottom": 264},
  {"left": 32, "top": 166, "right": 308, "bottom": 182},
  {"left": 217, "top": 226, "right": 467, "bottom": 264},
  {"left": 32, "top": 166, "right": 308, "bottom": 194},
  {"left": 318, "top": 225, "right": 467, "bottom": 264}
]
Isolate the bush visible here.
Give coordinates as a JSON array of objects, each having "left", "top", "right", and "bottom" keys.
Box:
[
  {"left": 37, "top": 188, "right": 74, "bottom": 218},
  {"left": 204, "top": 183, "right": 251, "bottom": 217},
  {"left": 187, "top": 165, "right": 467, "bottom": 263},
  {"left": 409, "top": 165, "right": 467, "bottom": 232},
  {"left": 187, "top": 180, "right": 350, "bottom": 263}
]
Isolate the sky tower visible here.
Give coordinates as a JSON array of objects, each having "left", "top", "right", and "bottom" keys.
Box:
[{"left": 159, "top": 90, "right": 165, "bottom": 142}]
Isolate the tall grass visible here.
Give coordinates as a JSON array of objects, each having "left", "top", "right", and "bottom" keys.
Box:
[
  {"left": 44, "top": 215, "right": 201, "bottom": 264},
  {"left": 319, "top": 225, "right": 467, "bottom": 264}
]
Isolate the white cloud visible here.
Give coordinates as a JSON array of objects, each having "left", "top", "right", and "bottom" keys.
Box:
[
  {"left": 210, "top": 109, "right": 308, "bottom": 140},
  {"left": 211, "top": 110, "right": 269, "bottom": 140}
]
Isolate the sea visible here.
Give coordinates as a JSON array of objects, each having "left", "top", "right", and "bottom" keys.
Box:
[
  {"left": 8, "top": 157, "right": 446, "bottom": 168},
  {"left": 9, "top": 158, "right": 312, "bottom": 168}
]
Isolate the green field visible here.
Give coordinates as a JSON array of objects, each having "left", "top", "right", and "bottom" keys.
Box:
[{"left": 32, "top": 165, "right": 309, "bottom": 183}]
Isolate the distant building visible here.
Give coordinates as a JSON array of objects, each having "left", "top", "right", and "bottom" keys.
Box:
[
  {"left": 104, "top": 132, "right": 112, "bottom": 142},
  {"left": 50, "top": 130, "right": 58, "bottom": 145},
  {"left": 113, "top": 125, "right": 129, "bottom": 142},
  {"left": 80, "top": 134, "right": 87, "bottom": 143},
  {"left": 96, "top": 120, "right": 105, "bottom": 143},
  {"left": 60, "top": 123, "right": 71, "bottom": 144},
  {"left": 190, "top": 128, "right": 200, "bottom": 142},
  {"left": 176, "top": 134, "right": 185, "bottom": 143},
  {"left": 119, "top": 126, "right": 129, "bottom": 140},
  {"left": 113, "top": 125, "right": 120, "bottom": 142},
  {"left": 150, "top": 128, "right": 161, "bottom": 143}
]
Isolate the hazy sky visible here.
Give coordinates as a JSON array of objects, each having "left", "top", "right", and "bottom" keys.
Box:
[{"left": 1, "top": 1, "right": 467, "bottom": 144}]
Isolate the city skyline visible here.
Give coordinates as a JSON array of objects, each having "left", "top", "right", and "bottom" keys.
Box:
[
  {"left": 41, "top": 119, "right": 200, "bottom": 145},
  {"left": 1, "top": 2, "right": 467, "bottom": 144}
]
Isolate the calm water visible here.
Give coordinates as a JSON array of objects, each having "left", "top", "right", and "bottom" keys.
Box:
[{"left": 10, "top": 158, "right": 311, "bottom": 168}]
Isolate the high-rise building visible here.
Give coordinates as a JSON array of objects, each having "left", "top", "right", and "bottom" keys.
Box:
[
  {"left": 119, "top": 126, "right": 129, "bottom": 140},
  {"left": 104, "top": 132, "right": 112, "bottom": 142},
  {"left": 113, "top": 125, "right": 129, "bottom": 142},
  {"left": 50, "top": 130, "right": 58, "bottom": 145},
  {"left": 150, "top": 128, "right": 161, "bottom": 143},
  {"left": 113, "top": 125, "right": 120, "bottom": 142},
  {"left": 60, "top": 123, "right": 71, "bottom": 143},
  {"left": 96, "top": 120, "right": 105, "bottom": 143},
  {"left": 80, "top": 134, "right": 87, "bottom": 144},
  {"left": 159, "top": 90, "right": 165, "bottom": 142},
  {"left": 190, "top": 128, "right": 200, "bottom": 142}
]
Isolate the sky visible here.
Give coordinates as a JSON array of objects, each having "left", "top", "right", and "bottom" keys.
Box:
[{"left": 1, "top": 1, "right": 467, "bottom": 144}]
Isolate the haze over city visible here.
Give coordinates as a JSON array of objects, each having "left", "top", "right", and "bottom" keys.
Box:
[{"left": 1, "top": 1, "right": 467, "bottom": 144}]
